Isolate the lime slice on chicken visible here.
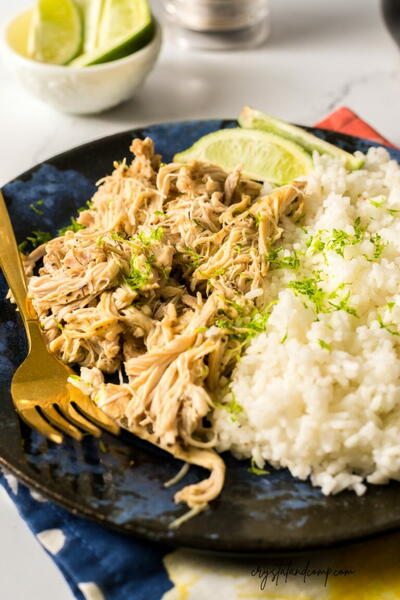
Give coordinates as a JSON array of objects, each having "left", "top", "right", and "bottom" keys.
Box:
[
  {"left": 70, "top": 0, "right": 154, "bottom": 67},
  {"left": 239, "top": 106, "right": 364, "bottom": 170},
  {"left": 28, "top": 0, "right": 82, "bottom": 65},
  {"left": 174, "top": 128, "right": 313, "bottom": 185}
]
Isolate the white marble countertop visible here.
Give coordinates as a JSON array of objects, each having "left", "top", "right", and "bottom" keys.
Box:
[{"left": 0, "top": 0, "right": 399, "bottom": 598}]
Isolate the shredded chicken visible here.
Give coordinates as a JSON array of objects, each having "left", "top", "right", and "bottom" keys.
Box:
[{"left": 23, "top": 137, "right": 305, "bottom": 519}]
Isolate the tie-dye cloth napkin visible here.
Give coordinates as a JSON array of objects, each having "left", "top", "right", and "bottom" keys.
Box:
[{"left": 2, "top": 107, "right": 400, "bottom": 600}]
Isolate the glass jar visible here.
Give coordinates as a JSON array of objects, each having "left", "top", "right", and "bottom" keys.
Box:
[{"left": 163, "top": 0, "right": 271, "bottom": 50}]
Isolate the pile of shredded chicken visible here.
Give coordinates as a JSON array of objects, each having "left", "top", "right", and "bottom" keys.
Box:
[{"left": 24, "top": 138, "right": 305, "bottom": 523}]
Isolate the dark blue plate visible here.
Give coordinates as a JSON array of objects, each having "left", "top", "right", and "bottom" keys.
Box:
[{"left": 1, "top": 120, "right": 400, "bottom": 555}]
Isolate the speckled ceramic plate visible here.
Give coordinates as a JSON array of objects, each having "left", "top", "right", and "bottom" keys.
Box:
[{"left": 2, "top": 120, "right": 400, "bottom": 555}]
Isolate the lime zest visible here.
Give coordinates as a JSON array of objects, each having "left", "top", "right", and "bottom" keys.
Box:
[
  {"left": 280, "top": 330, "right": 288, "bottom": 344},
  {"left": 288, "top": 275, "right": 326, "bottom": 313},
  {"left": 58, "top": 217, "right": 85, "bottom": 236},
  {"left": 328, "top": 290, "right": 359, "bottom": 318},
  {"left": 124, "top": 254, "right": 151, "bottom": 291},
  {"left": 18, "top": 230, "right": 52, "bottom": 252},
  {"left": 377, "top": 309, "right": 400, "bottom": 336},
  {"left": 318, "top": 339, "right": 332, "bottom": 351},
  {"left": 265, "top": 247, "right": 300, "bottom": 270},
  {"left": 248, "top": 457, "right": 269, "bottom": 476},
  {"left": 214, "top": 393, "right": 244, "bottom": 423}
]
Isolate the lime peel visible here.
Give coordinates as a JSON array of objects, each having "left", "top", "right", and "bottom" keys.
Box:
[{"left": 239, "top": 106, "right": 364, "bottom": 171}]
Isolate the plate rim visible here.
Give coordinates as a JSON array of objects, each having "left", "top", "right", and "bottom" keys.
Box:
[
  {"left": 9, "top": 119, "right": 399, "bottom": 186},
  {"left": 2, "top": 119, "right": 400, "bottom": 555}
]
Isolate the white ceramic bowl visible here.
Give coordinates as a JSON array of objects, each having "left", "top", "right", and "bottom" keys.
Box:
[{"left": 1, "top": 9, "right": 162, "bottom": 115}]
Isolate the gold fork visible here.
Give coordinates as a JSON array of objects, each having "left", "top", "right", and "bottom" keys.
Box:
[{"left": 0, "top": 191, "right": 120, "bottom": 444}]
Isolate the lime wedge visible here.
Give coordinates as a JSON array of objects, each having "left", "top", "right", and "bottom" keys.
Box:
[
  {"left": 69, "top": 0, "right": 153, "bottom": 67},
  {"left": 239, "top": 106, "right": 364, "bottom": 171},
  {"left": 174, "top": 128, "right": 313, "bottom": 185},
  {"left": 75, "top": 0, "right": 104, "bottom": 53},
  {"left": 28, "top": 0, "right": 82, "bottom": 65}
]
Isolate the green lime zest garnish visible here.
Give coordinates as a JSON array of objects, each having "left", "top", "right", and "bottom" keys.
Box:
[
  {"left": 371, "top": 233, "right": 388, "bottom": 260},
  {"left": 124, "top": 254, "right": 152, "bottom": 291},
  {"left": 137, "top": 226, "right": 164, "bottom": 246},
  {"left": 307, "top": 219, "right": 365, "bottom": 259},
  {"left": 318, "top": 339, "right": 331, "bottom": 351},
  {"left": 377, "top": 312, "right": 400, "bottom": 336},
  {"left": 247, "top": 457, "right": 269, "bottom": 476},
  {"left": 328, "top": 290, "right": 359, "bottom": 317},
  {"left": 58, "top": 217, "right": 85, "bottom": 236},
  {"left": 214, "top": 392, "right": 244, "bottom": 423},
  {"left": 280, "top": 330, "right": 288, "bottom": 344},
  {"left": 30, "top": 200, "right": 45, "bottom": 215},
  {"left": 98, "top": 441, "right": 108, "bottom": 453},
  {"left": 216, "top": 302, "right": 276, "bottom": 342},
  {"left": 288, "top": 276, "right": 326, "bottom": 313},
  {"left": 183, "top": 247, "right": 202, "bottom": 267},
  {"left": 18, "top": 230, "right": 52, "bottom": 252},
  {"left": 368, "top": 196, "right": 386, "bottom": 209},
  {"left": 265, "top": 247, "right": 300, "bottom": 270}
]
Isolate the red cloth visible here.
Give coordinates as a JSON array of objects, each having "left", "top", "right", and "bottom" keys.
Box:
[{"left": 314, "top": 106, "right": 396, "bottom": 148}]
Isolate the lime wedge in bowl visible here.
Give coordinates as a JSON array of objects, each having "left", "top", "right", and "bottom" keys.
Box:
[
  {"left": 239, "top": 106, "right": 364, "bottom": 170},
  {"left": 174, "top": 128, "right": 313, "bottom": 185},
  {"left": 70, "top": 0, "right": 154, "bottom": 67},
  {"left": 75, "top": 0, "right": 104, "bottom": 53},
  {"left": 27, "top": 0, "right": 82, "bottom": 65}
]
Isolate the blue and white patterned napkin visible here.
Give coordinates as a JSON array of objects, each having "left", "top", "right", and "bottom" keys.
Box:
[{"left": 0, "top": 471, "right": 172, "bottom": 600}]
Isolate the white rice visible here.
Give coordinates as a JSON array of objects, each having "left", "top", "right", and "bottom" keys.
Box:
[{"left": 214, "top": 146, "right": 400, "bottom": 496}]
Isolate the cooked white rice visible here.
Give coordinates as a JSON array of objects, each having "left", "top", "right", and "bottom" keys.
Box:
[{"left": 213, "top": 146, "right": 400, "bottom": 496}]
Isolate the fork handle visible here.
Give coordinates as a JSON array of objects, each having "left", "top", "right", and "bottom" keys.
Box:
[{"left": 0, "top": 191, "right": 36, "bottom": 327}]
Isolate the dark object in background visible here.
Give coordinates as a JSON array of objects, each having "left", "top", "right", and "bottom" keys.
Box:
[{"left": 382, "top": 0, "right": 400, "bottom": 46}]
